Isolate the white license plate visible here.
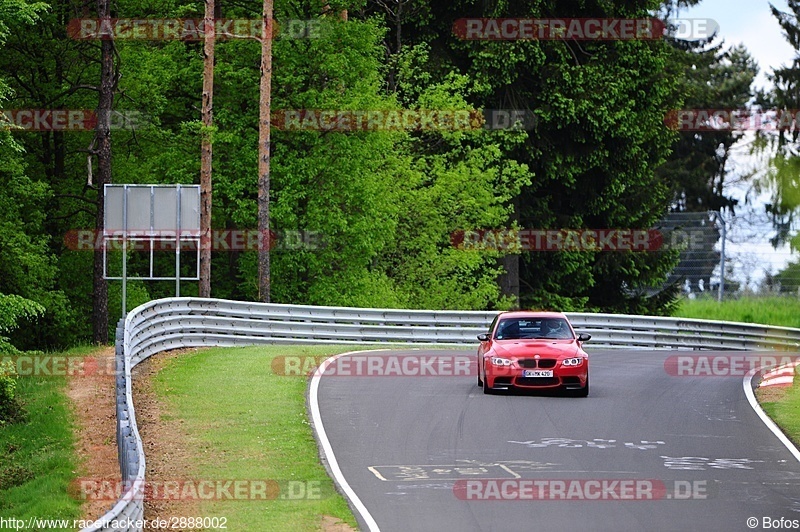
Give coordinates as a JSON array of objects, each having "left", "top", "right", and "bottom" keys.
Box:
[{"left": 523, "top": 370, "right": 553, "bottom": 378}]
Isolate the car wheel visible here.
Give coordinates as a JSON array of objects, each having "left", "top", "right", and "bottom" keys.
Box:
[
  {"left": 483, "top": 364, "right": 494, "bottom": 395},
  {"left": 477, "top": 357, "right": 483, "bottom": 387},
  {"left": 575, "top": 376, "right": 589, "bottom": 397}
]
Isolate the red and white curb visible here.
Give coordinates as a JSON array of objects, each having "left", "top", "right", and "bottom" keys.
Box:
[
  {"left": 744, "top": 364, "right": 800, "bottom": 464},
  {"left": 759, "top": 360, "right": 800, "bottom": 388}
]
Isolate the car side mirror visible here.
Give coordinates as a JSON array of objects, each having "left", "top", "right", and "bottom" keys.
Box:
[
  {"left": 577, "top": 333, "right": 591, "bottom": 342},
  {"left": 477, "top": 333, "right": 490, "bottom": 342}
]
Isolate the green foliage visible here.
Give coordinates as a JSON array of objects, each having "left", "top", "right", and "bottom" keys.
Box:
[
  {"left": 0, "top": 0, "right": 48, "bottom": 37},
  {"left": 397, "top": 0, "right": 685, "bottom": 313},
  {"left": 0, "top": 463, "right": 33, "bottom": 490},
  {"left": 377, "top": 45, "right": 531, "bottom": 309},
  {"left": 675, "top": 296, "right": 800, "bottom": 328},
  {"left": 0, "top": 0, "right": 73, "bottom": 350},
  {"left": 657, "top": 41, "right": 756, "bottom": 213},
  {"left": 0, "top": 360, "right": 19, "bottom": 425},
  {"left": 0, "top": 294, "right": 44, "bottom": 334},
  {"left": 0, "top": 358, "right": 82, "bottom": 521},
  {"left": 0, "top": 292, "right": 43, "bottom": 424},
  {"left": 752, "top": 0, "right": 800, "bottom": 249},
  {"left": 774, "top": 261, "right": 800, "bottom": 293},
  {"left": 758, "top": 153, "right": 800, "bottom": 250},
  {"left": 0, "top": 294, "right": 45, "bottom": 355},
  {"left": 0, "top": 0, "right": 765, "bottom": 349}
]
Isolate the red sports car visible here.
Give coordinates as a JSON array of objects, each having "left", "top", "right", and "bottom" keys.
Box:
[{"left": 477, "top": 311, "right": 590, "bottom": 396}]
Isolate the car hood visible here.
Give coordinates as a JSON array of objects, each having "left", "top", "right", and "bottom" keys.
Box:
[{"left": 491, "top": 340, "right": 581, "bottom": 358}]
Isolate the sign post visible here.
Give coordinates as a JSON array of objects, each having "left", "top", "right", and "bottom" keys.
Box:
[{"left": 103, "top": 184, "right": 201, "bottom": 317}]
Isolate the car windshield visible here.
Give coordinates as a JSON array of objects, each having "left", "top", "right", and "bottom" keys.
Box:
[{"left": 494, "top": 317, "right": 574, "bottom": 340}]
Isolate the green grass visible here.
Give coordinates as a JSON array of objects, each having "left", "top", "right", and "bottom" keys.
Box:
[
  {"left": 760, "top": 376, "right": 800, "bottom": 449},
  {"left": 673, "top": 296, "right": 800, "bottom": 329},
  {"left": 0, "top": 346, "right": 103, "bottom": 526},
  {"left": 153, "top": 345, "right": 374, "bottom": 532}
]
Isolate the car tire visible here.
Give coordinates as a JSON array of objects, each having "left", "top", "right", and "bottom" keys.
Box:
[
  {"left": 477, "top": 358, "right": 483, "bottom": 387},
  {"left": 483, "top": 364, "right": 494, "bottom": 395},
  {"left": 575, "top": 376, "right": 589, "bottom": 397}
]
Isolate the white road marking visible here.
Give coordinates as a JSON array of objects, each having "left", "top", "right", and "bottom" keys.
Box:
[
  {"left": 744, "top": 365, "right": 800, "bottom": 463},
  {"left": 368, "top": 463, "right": 520, "bottom": 481},
  {"left": 367, "top": 466, "right": 388, "bottom": 481},
  {"left": 661, "top": 456, "right": 764, "bottom": 471},
  {"left": 310, "top": 349, "right": 392, "bottom": 532}
]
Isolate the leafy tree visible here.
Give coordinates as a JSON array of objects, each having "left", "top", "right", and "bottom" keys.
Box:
[
  {"left": 371, "top": 0, "right": 685, "bottom": 313},
  {"left": 376, "top": 44, "right": 531, "bottom": 309},
  {"left": 657, "top": 42, "right": 757, "bottom": 213},
  {"left": 752, "top": 0, "right": 800, "bottom": 251},
  {"left": 774, "top": 260, "right": 800, "bottom": 293},
  {"left": 0, "top": 359, "right": 21, "bottom": 425},
  {"left": 0, "top": 2, "right": 108, "bottom": 347},
  {"left": 0, "top": 0, "right": 70, "bottom": 350},
  {"left": 0, "top": 294, "right": 45, "bottom": 353}
]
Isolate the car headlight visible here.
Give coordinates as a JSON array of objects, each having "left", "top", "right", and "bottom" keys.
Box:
[
  {"left": 490, "top": 357, "right": 513, "bottom": 366},
  {"left": 562, "top": 357, "right": 584, "bottom": 367}
]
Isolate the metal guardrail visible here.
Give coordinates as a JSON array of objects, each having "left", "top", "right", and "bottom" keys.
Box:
[{"left": 84, "top": 297, "right": 800, "bottom": 531}]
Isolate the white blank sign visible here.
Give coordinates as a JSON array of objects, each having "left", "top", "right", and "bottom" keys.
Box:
[{"left": 104, "top": 185, "right": 200, "bottom": 234}]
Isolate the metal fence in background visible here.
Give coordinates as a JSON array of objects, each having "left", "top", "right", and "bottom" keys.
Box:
[
  {"left": 660, "top": 210, "right": 800, "bottom": 298},
  {"left": 84, "top": 297, "right": 800, "bottom": 531},
  {"left": 658, "top": 211, "right": 725, "bottom": 299}
]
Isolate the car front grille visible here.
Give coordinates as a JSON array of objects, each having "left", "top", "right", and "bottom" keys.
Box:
[
  {"left": 515, "top": 377, "right": 560, "bottom": 387},
  {"left": 517, "top": 358, "right": 558, "bottom": 369}
]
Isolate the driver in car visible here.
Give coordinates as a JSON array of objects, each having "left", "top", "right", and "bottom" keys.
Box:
[{"left": 544, "top": 318, "right": 572, "bottom": 339}]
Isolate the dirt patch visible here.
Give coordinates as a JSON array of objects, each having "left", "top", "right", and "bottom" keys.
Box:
[
  {"left": 131, "top": 349, "right": 203, "bottom": 531},
  {"left": 66, "top": 346, "right": 118, "bottom": 521},
  {"left": 321, "top": 515, "right": 358, "bottom": 531},
  {"left": 67, "top": 347, "right": 202, "bottom": 530},
  {"left": 756, "top": 384, "right": 790, "bottom": 404}
]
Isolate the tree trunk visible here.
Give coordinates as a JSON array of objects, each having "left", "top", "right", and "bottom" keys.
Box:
[
  {"left": 92, "top": 0, "right": 114, "bottom": 343},
  {"left": 499, "top": 255, "right": 520, "bottom": 308},
  {"left": 499, "top": 196, "right": 520, "bottom": 308},
  {"left": 199, "top": 0, "right": 216, "bottom": 298},
  {"left": 258, "top": 0, "right": 273, "bottom": 302}
]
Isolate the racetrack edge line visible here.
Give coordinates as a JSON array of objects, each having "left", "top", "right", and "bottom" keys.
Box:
[
  {"left": 310, "top": 349, "right": 396, "bottom": 532},
  {"left": 743, "top": 365, "right": 800, "bottom": 463}
]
